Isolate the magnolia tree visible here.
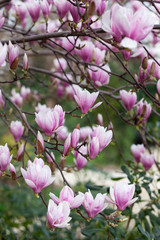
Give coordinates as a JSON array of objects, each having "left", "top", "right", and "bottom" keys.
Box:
[{"left": 0, "top": 0, "right": 160, "bottom": 239}]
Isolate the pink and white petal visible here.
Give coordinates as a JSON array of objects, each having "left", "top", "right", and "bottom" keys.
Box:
[
  {"left": 49, "top": 192, "right": 61, "bottom": 204},
  {"left": 91, "top": 102, "right": 102, "bottom": 110}
]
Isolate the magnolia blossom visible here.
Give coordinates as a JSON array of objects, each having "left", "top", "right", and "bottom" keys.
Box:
[
  {"left": 71, "top": 128, "right": 80, "bottom": 148},
  {"left": 20, "top": 86, "right": 31, "bottom": 100},
  {"left": 131, "top": 144, "right": 145, "bottom": 162},
  {"left": 97, "top": 113, "right": 103, "bottom": 126},
  {"left": 26, "top": 0, "right": 41, "bottom": 22},
  {"left": 68, "top": 2, "right": 85, "bottom": 23},
  {"left": 21, "top": 158, "right": 55, "bottom": 193},
  {"left": 10, "top": 91, "right": 23, "bottom": 108},
  {"left": 8, "top": 41, "right": 19, "bottom": 70},
  {"left": 76, "top": 41, "right": 94, "bottom": 63},
  {"left": 106, "top": 182, "right": 138, "bottom": 211},
  {"left": 35, "top": 109, "right": 61, "bottom": 136},
  {"left": 83, "top": 190, "right": 108, "bottom": 218},
  {"left": 50, "top": 186, "right": 84, "bottom": 209},
  {"left": 10, "top": 120, "right": 24, "bottom": 142},
  {"left": 91, "top": 126, "right": 112, "bottom": 152},
  {"left": 120, "top": 90, "right": 137, "bottom": 111},
  {"left": 74, "top": 87, "right": 101, "bottom": 114},
  {"left": 57, "top": 126, "right": 68, "bottom": 141},
  {"left": 0, "top": 43, "right": 7, "bottom": 67},
  {"left": 88, "top": 65, "right": 110, "bottom": 87},
  {"left": 88, "top": 137, "right": 100, "bottom": 160},
  {"left": 74, "top": 145, "right": 88, "bottom": 170},
  {"left": 40, "top": 0, "right": 50, "bottom": 19},
  {"left": 140, "top": 153, "right": 155, "bottom": 170},
  {"left": 102, "top": 4, "right": 155, "bottom": 44},
  {"left": 53, "top": 58, "right": 67, "bottom": 72},
  {"left": 54, "top": 0, "right": 69, "bottom": 18},
  {"left": 0, "top": 144, "right": 12, "bottom": 171},
  {"left": 80, "top": 126, "right": 92, "bottom": 141},
  {"left": 47, "top": 200, "right": 71, "bottom": 229},
  {"left": 136, "top": 99, "right": 151, "bottom": 123}
]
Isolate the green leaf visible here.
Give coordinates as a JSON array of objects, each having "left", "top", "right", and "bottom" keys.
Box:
[
  {"left": 137, "top": 225, "right": 151, "bottom": 239},
  {"left": 81, "top": 227, "right": 102, "bottom": 237}
]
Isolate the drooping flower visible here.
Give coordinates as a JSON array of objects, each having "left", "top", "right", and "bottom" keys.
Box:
[
  {"left": 21, "top": 157, "right": 55, "bottom": 193},
  {"left": 26, "top": 0, "right": 41, "bottom": 22}
]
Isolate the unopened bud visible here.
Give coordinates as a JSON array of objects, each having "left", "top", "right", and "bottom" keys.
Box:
[
  {"left": 10, "top": 57, "right": 19, "bottom": 70},
  {"left": 87, "top": 2, "right": 96, "bottom": 16},
  {"left": 142, "top": 57, "right": 148, "bottom": 70},
  {"left": 149, "top": 62, "right": 156, "bottom": 76}
]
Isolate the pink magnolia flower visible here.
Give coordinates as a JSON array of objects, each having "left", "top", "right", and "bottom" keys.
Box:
[
  {"left": 54, "top": 0, "right": 69, "bottom": 19},
  {"left": 0, "top": 89, "right": 4, "bottom": 108},
  {"left": 120, "top": 90, "right": 137, "bottom": 111},
  {"left": 21, "top": 158, "right": 55, "bottom": 193},
  {"left": 131, "top": 144, "right": 145, "bottom": 162},
  {"left": 53, "top": 58, "right": 67, "bottom": 72},
  {"left": 106, "top": 182, "right": 138, "bottom": 211},
  {"left": 74, "top": 87, "right": 101, "bottom": 114},
  {"left": 83, "top": 190, "right": 108, "bottom": 218},
  {"left": 17, "top": 143, "right": 24, "bottom": 161},
  {"left": 53, "top": 105, "right": 65, "bottom": 126},
  {"left": 68, "top": 2, "right": 85, "bottom": 23},
  {"left": 35, "top": 109, "right": 60, "bottom": 136},
  {"left": 88, "top": 136, "right": 100, "bottom": 160},
  {"left": 0, "top": 43, "right": 7, "bottom": 67},
  {"left": 88, "top": 65, "right": 110, "bottom": 87},
  {"left": 14, "top": 2, "right": 28, "bottom": 21},
  {"left": 74, "top": 145, "right": 88, "bottom": 170},
  {"left": 57, "top": 126, "right": 68, "bottom": 141},
  {"left": 136, "top": 99, "right": 151, "bottom": 123},
  {"left": 23, "top": 53, "right": 28, "bottom": 71},
  {"left": 50, "top": 186, "right": 84, "bottom": 209},
  {"left": 46, "top": 152, "right": 55, "bottom": 163},
  {"left": 0, "top": 144, "right": 12, "bottom": 171},
  {"left": 8, "top": 41, "right": 19, "bottom": 70},
  {"left": 93, "top": 48, "right": 105, "bottom": 65},
  {"left": 20, "top": 86, "right": 31, "bottom": 100},
  {"left": 91, "top": 126, "right": 112, "bottom": 152},
  {"left": 71, "top": 128, "right": 80, "bottom": 148},
  {"left": 47, "top": 200, "right": 71, "bottom": 229},
  {"left": 140, "top": 153, "right": 155, "bottom": 171},
  {"left": 80, "top": 126, "right": 92, "bottom": 141},
  {"left": 102, "top": 4, "right": 155, "bottom": 43},
  {"left": 61, "top": 37, "right": 75, "bottom": 54},
  {"left": 10, "top": 120, "right": 24, "bottom": 142},
  {"left": 26, "top": 0, "right": 41, "bottom": 22},
  {"left": 40, "top": 0, "right": 50, "bottom": 19},
  {"left": 37, "top": 131, "right": 44, "bottom": 155},
  {"left": 96, "top": 0, "right": 106, "bottom": 16},
  {"left": 63, "top": 133, "right": 71, "bottom": 156},
  {"left": 76, "top": 41, "right": 94, "bottom": 63},
  {"left": 10, "top": 91, "right": 23, "bottom": 108}
]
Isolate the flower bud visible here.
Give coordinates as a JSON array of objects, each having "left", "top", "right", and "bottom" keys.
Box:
[
  {"left": 88, "top": 137, "right": 99, "bottom": 160},
  {"left": 23, "top": 53, "right": 28, "bottom": 71},
  {"left": 17, "top": 143, "right": 24, "bottom": 161},
  {"left": 140, "top": 153, "right": 154, "bottom": 171},
  {"left": 0, "top": 144, "right": 12, "bottom": 171},
  {"left": 36, "top": 131, "right": 44, "bottom": 155},
  {"left": 63, "top": 134, "right": 71, "bottom": 156},
  {"left": 9, "top": 163, "right": 17, "bottom": 180},
  {"left": 71, "top": 129, "right": 80, "bottom": 148},
  {"left": 142, "top": 57, "right": 148, "bottom": 70},
  {"left": 10, "top": 121, "right": 24, "bottom": 142}
]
